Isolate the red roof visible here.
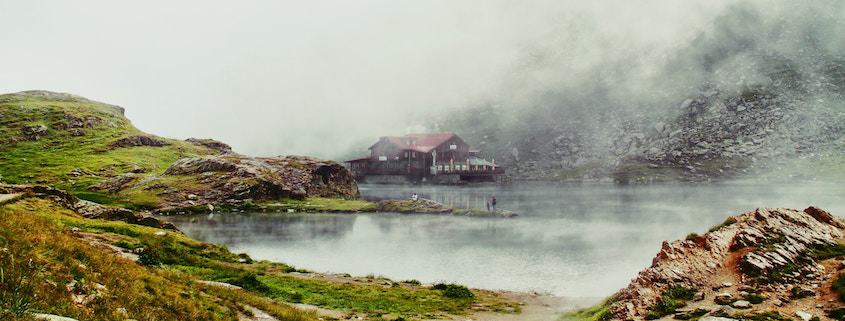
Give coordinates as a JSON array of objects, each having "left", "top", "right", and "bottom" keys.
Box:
[{"left": 370, "top": 133, "right": 476, "bottom": 153}]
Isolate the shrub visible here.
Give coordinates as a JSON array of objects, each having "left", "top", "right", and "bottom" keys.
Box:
[
  {"left": 431, "top": 283, "right": 448, "bottom": 290},
  {"left": 709, "top": 217, "right": 738, "bottom": 232},
  {"left": 685, "top": 233, "right": 699, "bottom": 241},
  {"left": 137, "top": 248, "right": 161, "bottom": 267},
  {"left": 833, "top": 274, "right": 845, "bottom": 302},
  {"left": 745, "top": 293, "right": 766, "bottom": 304},
  {"left": 645, "top": 287, "right": 697, "bottom": 320},
  {"left": 828, "top": 308, "right": 845, "bottom": 320},
  {"left": 790, "top": 286, "right": 816, "bottom": 299},
  {"left": 401, "top": 279, "right": 421, "bottom": 285},
  {"left": 432, "top": 284, "right": 474, "bottom": 299}
]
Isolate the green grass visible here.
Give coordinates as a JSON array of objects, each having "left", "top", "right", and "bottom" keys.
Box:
[
  {"left": 0, "top": 197, "right": 275, "bottom": 320},
  {"left": 181, "top": 265, "right": 489, "bottom": 316},
  {"left": 1, "top": 197, "right": 517, "bottom": 319},
  {"left": 0, "top": 95, "right": 217, "bottom": 200},
  {"left": 262, "top": 197, "right": 378, "bottom": 212},
  {"left": 561, "top": 296, "right": 616, "bottom": 321}
]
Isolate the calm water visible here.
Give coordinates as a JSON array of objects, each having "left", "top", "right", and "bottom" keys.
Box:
[{"left": 166, "top": 182, "right": 845, "bottom": 297}]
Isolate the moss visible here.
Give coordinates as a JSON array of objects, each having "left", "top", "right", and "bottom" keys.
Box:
[
  {"left": 808, "top": 242, "right": 845, "bottom": 260},
  {"left": 645, "top": 287, "right": 697, "bottom": 320}
]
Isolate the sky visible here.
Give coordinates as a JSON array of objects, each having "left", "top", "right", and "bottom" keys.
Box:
[{"left": 0, "top": 0, "right": 741, "bottom": 159}]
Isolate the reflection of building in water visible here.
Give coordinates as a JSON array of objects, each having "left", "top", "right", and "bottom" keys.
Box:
[{"left": 346, "top": 133, "right": 504, "bottom": 184}]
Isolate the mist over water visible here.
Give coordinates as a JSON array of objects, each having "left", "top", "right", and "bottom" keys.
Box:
[{"left": 168, "top": 182, "right": 845, "bottom": 297}]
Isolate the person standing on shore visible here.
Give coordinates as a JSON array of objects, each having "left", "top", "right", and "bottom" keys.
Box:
[{"left": 491, "top": 196, "right": 497, "bottom": 212}]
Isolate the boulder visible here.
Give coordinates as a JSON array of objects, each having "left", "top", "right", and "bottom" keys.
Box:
[
  {"left": 110, "top": 135, "right": 171, "bottom": 148},
  {"left": 731, "top": 300, "right": 751, "bottom": 309},
  {"left": 22, "top": 124, "right": 49, "bottom": 140}
]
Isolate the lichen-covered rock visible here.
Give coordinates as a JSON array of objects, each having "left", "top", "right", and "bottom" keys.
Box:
[{"left": 606, "top": 207, "right": 845, "bottom": 320}]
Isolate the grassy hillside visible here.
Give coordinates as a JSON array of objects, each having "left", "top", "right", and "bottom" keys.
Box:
[
  {"left": 0, "top": 196, "right": 315, "bottom": 321},
  {"left": 0, "top": 195, "right": 516, "bottom": 320},
  {"left": 0, "top": 91, "right": 217, "bottom": 196}
]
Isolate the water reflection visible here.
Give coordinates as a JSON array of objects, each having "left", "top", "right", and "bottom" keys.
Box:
[
  {"left": 175, "top": 214, "right": 357, "bottom": 244},
  {"left": 168, "top": 182, "right": 845, "bottom": 297}
]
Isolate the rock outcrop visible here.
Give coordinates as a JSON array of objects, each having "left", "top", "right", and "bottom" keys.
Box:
[
  {"left": 604, "top": 207, "right": 845, "bottom": 320},
  {"left": 93, "top": 155, "right": 360, "bottom": 211},
  {"left": 0, "top": 184, "right": 178, "bottom": 231},
  {"left": 185, "top": 138, "right": 234, "bottom": 154},
  {"left": 377, "top": 198, "right": 518, "bottom": 217}
]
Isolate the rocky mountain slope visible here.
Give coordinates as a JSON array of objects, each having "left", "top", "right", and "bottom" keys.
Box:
[
  {"left": 433, "top": 3, "right": 845, "bottom": 183},
  {"left": 575, "top": 206, "right": 845, "bottom": 321},
  {"left": 0, "top": 90, "right": 359, "bottom": 211}
]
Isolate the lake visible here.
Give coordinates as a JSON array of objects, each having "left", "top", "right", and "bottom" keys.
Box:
[{"left": 166, "top": 182, "right": 845, "bottom": 298}]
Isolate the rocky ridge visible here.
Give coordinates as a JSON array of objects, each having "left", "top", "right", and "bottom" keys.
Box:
[{"left": 602, "top": 206, "right": 845, "bottom": 321}]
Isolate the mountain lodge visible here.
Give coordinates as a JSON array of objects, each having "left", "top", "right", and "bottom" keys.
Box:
[{"left": 345, "top": 133, "right": 504, "bottom": 183}]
